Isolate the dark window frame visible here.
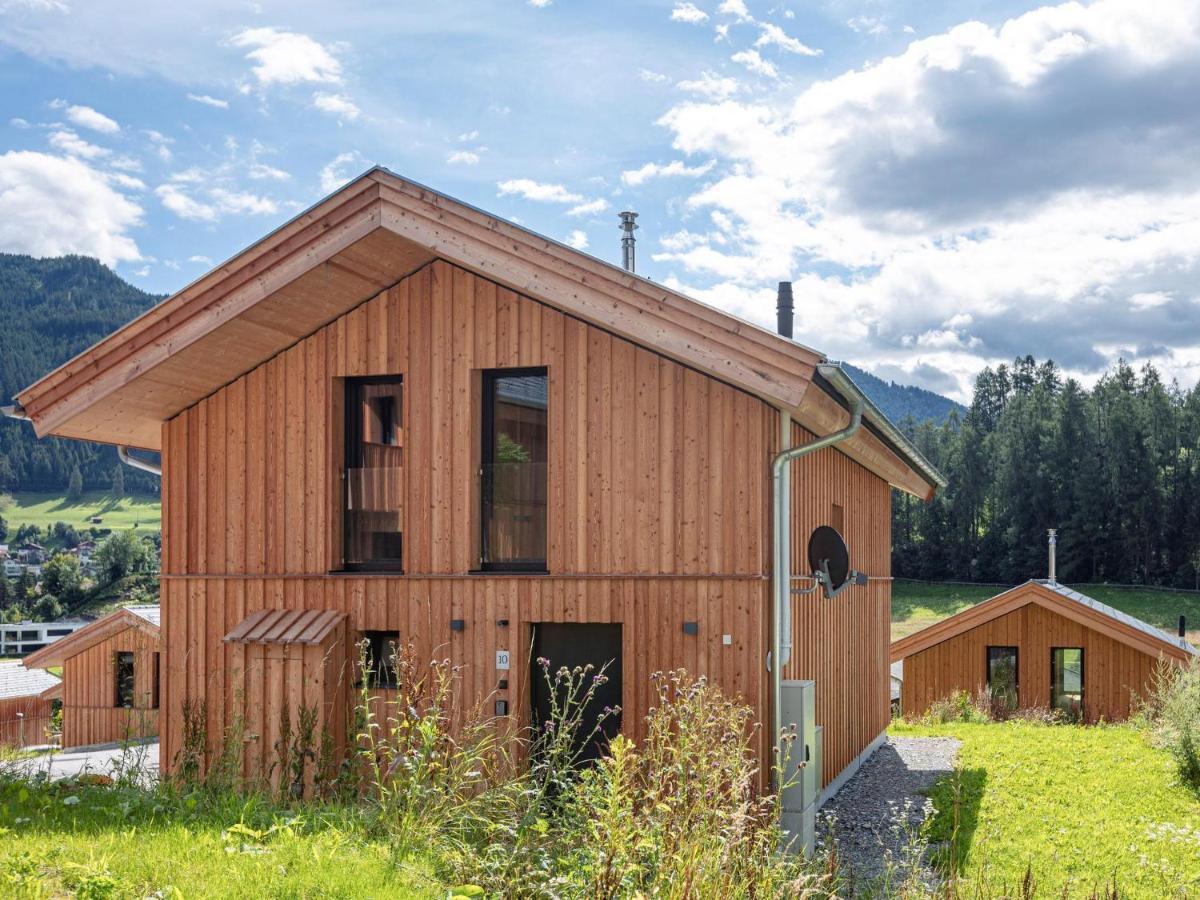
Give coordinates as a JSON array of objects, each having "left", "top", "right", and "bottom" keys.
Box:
[
  {"left": 1050, "top": 646, "right": 1085, "bottom": 719},
  {"left": 360, "top": 630, "right": 401, "bottom": 689},
  {"left": 115, "top": 651, "right": 135, "bottom": 708},
  {"left": 151, "top": 652, "right": 161, "bottom": 709},
  {"left": 986, "top": 645, "right": 1019, "bottom": 709},
  {"left": 479, "top": 367, "right": 549, "bottom": 573},
  {"left": 342, "top": 375, "right": 405, "bottom": 573}
]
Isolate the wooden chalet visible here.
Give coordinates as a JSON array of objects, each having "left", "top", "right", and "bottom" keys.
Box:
[
  {"left": 10, "top": 168, "right": 943, "bottom": 810},
  {"left": 23, "top": 605, "right": 161, "bottom": 749},
  {"left": 0, "top": 660, "right": 60, "bottom": 749},
  {"left": 891, "top": 580, "right": 1197, "bottom": 722}
]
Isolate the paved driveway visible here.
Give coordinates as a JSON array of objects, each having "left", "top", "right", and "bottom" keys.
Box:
[{"left": 14, "top": 739, "right": 159, "bottom": 783}]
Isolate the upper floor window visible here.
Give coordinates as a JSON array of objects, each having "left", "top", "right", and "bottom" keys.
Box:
[
  {"left": 115, "top": 651, "right": 135, "bottom": 708},
  {"left": 480, "top": 368, "right": 548, "bottom": 571},
  {"left": 344, "top": 377, "right": 404, "bottom": 571}
]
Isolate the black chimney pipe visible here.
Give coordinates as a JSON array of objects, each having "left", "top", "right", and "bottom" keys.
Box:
[
  {"left": 776, "top": 281, "right": 794, "bottom": 339},
  {"left": 1180, "top": 615, "right": 1187, "bottom": 639}
]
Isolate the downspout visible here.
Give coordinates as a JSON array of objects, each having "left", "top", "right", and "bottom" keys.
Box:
[
  {"left": 117, "top": 445, "right": 162, "bottom": 477},
  {"left": 770, "top": 366, "right": 862, "bottom": 784}
]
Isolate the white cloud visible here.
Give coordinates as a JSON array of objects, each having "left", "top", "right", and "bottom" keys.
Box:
[
  {"left": 210, "top": 187, "right": 277, "bottom": 215},
  {"left": 0, "top": 150, "right": 141, "bottom": 264},
  {"left": 319, "top": 150, "right": 364, "bottom": 193},
  {"left": 248, "top": 162, "right": 290, "bottom": 180},
  {"left": 654, "top": 0, "right": 1200, "bottom": 396},
  {"left": 677, "top": 71, "right": 740, "bottom": 99},
  {"left": 0, "top": 0, "right": 70, "bottom": 11},
  {"left": 497, "top": 178, "right": 583, "bottom": 204},
  {"left": 155, "top": 183, "right": 216, "bottom": 222},
  {"left": 447, "top": 150, "right": 481, "bottom": 166},
  {"left": 671, "top": 2, "right": 708, "bottom": 24},
  {"left": 155, "top": 183, "right": 277, "bottom": 221},
  {"left": 457, "top": 129, "right": 479, "bottom": 142},
  {"left": 565, "top": 229, "right": 588, "bottom": 250},
  {"left": 639, "top": 68, "right": 670, "bottom": 83},
  {"left": 48, "top": 129, "right": 108, "bottom": 159},
  {"left": 567, "top": 197, "right": 610, "bottom": 217},
  {"left": 754, "top": 23, "right": 820, "bottom": 56},
  {"left": 230, "top": 27, "right": 342, "bottom": 87},
  {"left": 187, "top": 93, "right": 230, "bottom": 109},
  {"left": 107, "top": 172, "right": 145, "bottom": 191},
  {"left": 528, "top": 0, "right": 552, "bottom": 6},
  {"left": 188, "top": 255, "right": 213, "bottom": 265},
  {"left": 730, "top": 49, "right": 778, "bottom": 78},
  {"left": 847, "top": 15, "right": 889, "bottom": 37},
  {"left": 621, "top": 159, "right": 714, "bottom": 187},
  {"left": 50, "top": 100, "right": 119, "bottom": 133},
  {"left": 716, "top": 0, "right": 750, "bottom": 21},
  {"left": 312, "top": 91, "right": 360, "bottom": 121},
  {"left": 9, "top": 117, "right": 30, "bottom": 129},
  {"left": 130, "top": 265, "right": 150, "bottom": 278}
]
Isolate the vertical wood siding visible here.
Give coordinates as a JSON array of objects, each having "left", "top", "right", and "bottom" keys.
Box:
[
  {"left": 0, "top": 695, "right": 53, "bottom": 749},
  {"left": 159, "top": 259, "right": 893, "bottom": 788},
  {"left": 61, "top": 627, "right": 160, "bottom": 748},
  {"left": 901, "top": 601, "right": 1167, "bottom": 723}
]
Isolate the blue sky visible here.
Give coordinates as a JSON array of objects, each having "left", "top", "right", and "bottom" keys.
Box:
[{"left": 2, "top": 0, "right": 1198, "bottom": 400}]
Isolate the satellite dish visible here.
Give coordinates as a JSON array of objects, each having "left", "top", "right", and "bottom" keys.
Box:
[{"left": 808, "top": 526, "right": 850, "bottom": 595}]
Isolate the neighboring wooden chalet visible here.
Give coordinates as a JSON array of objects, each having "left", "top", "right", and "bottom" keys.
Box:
[
  {"left": 0, "top": 660, "right": 60, "bottom": 748},
  {"left": 891, "top": 580, "right": 1197, "bottom": 722},
  {"left": 10, "top": 169, "right": 943, "bottom": 814},
  {"left": 23, "top": 606, "right": 161, "bottom": 749}
]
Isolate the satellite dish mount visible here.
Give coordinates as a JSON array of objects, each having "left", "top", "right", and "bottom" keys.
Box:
[{"left": 793, "top": 525, "right": 868, "bottom": 600}]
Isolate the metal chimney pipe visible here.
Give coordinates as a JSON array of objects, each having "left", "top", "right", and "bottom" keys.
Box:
[
  {"left": 776, "top": 282, "right": 794, "bottom": 339},
  {"left": 618, "top": 211, "right": 638, "bottom": 273},
  {"left": 1047, "top": 529, "right": 1057, "bottom": 583}
]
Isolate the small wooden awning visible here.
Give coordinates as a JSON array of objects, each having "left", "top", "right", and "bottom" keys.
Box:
[{"left": 223, "top": 608, "right": 346, "bottom": 646}]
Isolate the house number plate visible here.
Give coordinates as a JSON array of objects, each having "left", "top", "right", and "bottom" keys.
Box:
[{"left": 496, "top": 650, "right": 511, "bottom": 671}]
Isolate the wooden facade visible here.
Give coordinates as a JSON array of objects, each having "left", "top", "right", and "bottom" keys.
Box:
[
  {"left": 893, "top": 582, "right": 1196, "bottom": 723},
  {"left": 24, "top": 607, "right": 162, "bottom": 749},
  {"left": 14, "top": 169, "right": 943, "bottom": 793},
  {"left": 156, "top": 260, "right": 899, "bottom": 787}
]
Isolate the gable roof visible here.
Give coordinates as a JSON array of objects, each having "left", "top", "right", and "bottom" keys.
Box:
[
  {"left": 0, "top": 660, "right": 61, "bottom": 700},
  {"left": 891, "top": 580, "right": 1197, "bottom": 664},
  {"left": 223, "top": 608, "right": 345, "bottom": 646},
  {"left": 22, "top": 605, "right": 161, "bottom": 669},
  {"left": 11, "top": 168, "right": 942, "bottom": 499}
]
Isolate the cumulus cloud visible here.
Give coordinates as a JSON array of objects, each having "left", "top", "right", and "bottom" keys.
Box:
[
  {"left": 47, "top": 129, "right": 108, "bottom": 159},
  {"left": 155, "top": 183, "right": 277, "bottom": 222},
  {"left": 639, "top": 68, "right": 670, "bottom": 83},
  {"left": 754, "top": 23, "right": 820, "bottom": 56},
  {"left": 0, "top": 150, "right": 141, "bottom": 264},
  {"left": 567, "top": 198, "right": 610, "bottom": 217},
  {"left": 312, "top": 91, "right": 360, "bottom": 121},
  {"left": 716, "top": 0, "right": 750, "bottom": 21},
  {"left": 447, "top": 150, "right": 480, "bottom": 165},
  {"left": 187, "top": 93, "right": 229, "bottom": 108},
  {"left": 50, "top": 99, "right": 119, "bottom": 133},
  {"left": 671, "top": 2, "right": 708, "bottom": 24},
  {"left": 248, "top": 162, "right": 290, "bottom": 180},
  {"left": 730, "top": 48, "right": 778, "bottom": 78},
  {"left": 319, "top": 150, "right": 364, "bottom": 193},
  {"left": 565, "top": 229, "right": 588, "bottom": 250},
  {"left": 621, "top": 159, "right": 714, "bottom": 187},
  {"left": 653, "top": 0, "right": 1200, "bottom": 397},
  {"left": 677, "top": 71, "right": 740, "bottom": 99},
  {"left": 230, "top": 27, "right": 342, "bottom": 87},
  {"left": 497, "top": 179, "right": 583, "bottom": 203}
]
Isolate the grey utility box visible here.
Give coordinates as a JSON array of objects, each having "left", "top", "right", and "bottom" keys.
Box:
[{"left": 780, "top": 679, "right": 821, "bottom": 855}]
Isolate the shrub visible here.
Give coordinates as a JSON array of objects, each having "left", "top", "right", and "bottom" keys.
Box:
[
  {"left": 920, "top": 691, "right": 992, "bottom": 725},
  {"left": 1145, "top": 657, "right": 1200, "bottom": 792}
]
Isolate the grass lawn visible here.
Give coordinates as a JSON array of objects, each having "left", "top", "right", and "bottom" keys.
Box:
[
  {"left": 893, "top": 720, "right": 1200, "bottom": 897},
  {"left": 3, "top": 491, "right": 161, "bottom": 535},
  {"left": 0, "top": 775, "right": 439, "bottom": 898},
  {"left": 892, "top": 580, "right": 1200, "bottom": 645}
]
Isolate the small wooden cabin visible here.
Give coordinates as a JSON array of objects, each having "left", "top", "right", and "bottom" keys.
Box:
[
  {"left": 891, "top": 581, "right": 1197, "bottom": 722},
  {"left": 23, "top": 605, "right": 162, "bottom": 749},
  {"left": 0, "top": 661, "right": 60, "bottom": 749},
  {"left": 11, "top": 169, "right": 942, "bottom": 804}
]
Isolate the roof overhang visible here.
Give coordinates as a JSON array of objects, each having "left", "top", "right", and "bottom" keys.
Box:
[
  {"left": 22, "top": 608, "right": 161, "bottom": 669},
  {"left": 890, "top": 580, "right": 1196, "bottom": 663},
  {"left": 14, "top": 167, "right": 942, "bottom": 499}
]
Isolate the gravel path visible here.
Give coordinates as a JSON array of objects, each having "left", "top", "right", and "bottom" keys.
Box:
[{"left": 818, "top": 736, "right": 960, "bottom": 893}]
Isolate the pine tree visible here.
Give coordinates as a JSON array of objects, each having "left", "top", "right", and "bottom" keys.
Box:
[
  {"left": 111, "top": 462, "right": 125, "bottom": 499},
  {"left": 66, "top": 464, "right": 83, "bottom": 501}
]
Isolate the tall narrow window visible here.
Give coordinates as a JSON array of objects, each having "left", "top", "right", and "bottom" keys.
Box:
[
  {"left": 115, "top": 651, "right": 135, "bottom": 708},
  {"left": 344, "top": 377, "right": 404, "bottom": 570},
  {"left": 481, "top": 368, "right": 548, "bottom": 571},
  {"left": 362, "top": 630, "right": 401, "bottom": 689},
  {"left": 986, "top": 646, "right": 1019, "bottom": 711},
  {"left": 151, "top": 652, "right": 161, "bottom": 709},
  {"left": 1051, "top": 647, "right": 1084, "bottom": 720}
]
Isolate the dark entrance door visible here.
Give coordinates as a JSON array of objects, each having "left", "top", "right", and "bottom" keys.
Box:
[{"left": 530, "top": 622, "right": 623, "bottom": 764}]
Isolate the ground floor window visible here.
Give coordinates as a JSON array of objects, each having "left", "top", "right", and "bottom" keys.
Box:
[
  {"left": 986, "top": 645, "right": 1019, "bottom": 710},
  {"left": 362, "top": 630, "right": 400, "bottom": 689},
  {"left": 1051, "top": 647, "right": 1084, "bottom": 719},
  {"left": 115, "top": 651, "right": 135, "bottom": 708}
]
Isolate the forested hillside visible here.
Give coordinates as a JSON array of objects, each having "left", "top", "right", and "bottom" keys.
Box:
[
  {"left": 893, "top": 356, "right": 1200, "bottom": 588},
  {"left": 843, "top": 363, "right": 964, "bottom": 425},
  {"left": 0, "top": 254, "right": 161, "bottom": 493}
]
